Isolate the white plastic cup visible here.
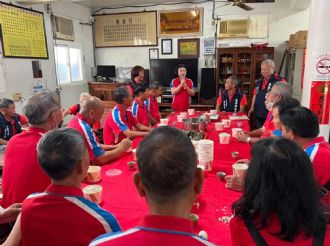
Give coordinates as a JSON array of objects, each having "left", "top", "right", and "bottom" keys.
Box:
[
  {"left": 86, "top": 166, "right": 101, "bottom": 183},
  {"left": 83, "top": 185, "right": 103, "bottom": 204},
  {"left": 222, "top": 119, "right": 231, "bottom": 128},
  {"left": 180, "top": 112, "right": 187, "bottom": 119},
  {"left": 215, "top": 122, "right": 224, "bottom": 131},
  {"left": 177, "top": 115, "right": 183, "bottom": 122},
  {"left": 132, "top": 148, "right": 137, "bottom": 161},
  {"left": 231, "top": 128, "right": 242, "bottom": 139},
  {"left": 160, "top": 118, "right": 169, "bottom": 125},
  {"left": 188, "top": 109, "right": 195, "bottom": 116},
  {"left": 232, "top": 163, "right": 249, "bottom": 178},
  {"left": 210, "top": 109, "right": 217, "bottom": 116},
  {"left": 219, "top": 133, "right": 230, "bottom": 144}
]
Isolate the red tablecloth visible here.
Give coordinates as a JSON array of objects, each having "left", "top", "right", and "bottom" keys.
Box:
[{"left": 84, "top": 112, "right": 251, "bottom": 245}]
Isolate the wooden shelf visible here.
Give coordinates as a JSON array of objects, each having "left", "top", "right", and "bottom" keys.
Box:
[{"left": 216, "top": 47, "right": 274, "bottom": 112}]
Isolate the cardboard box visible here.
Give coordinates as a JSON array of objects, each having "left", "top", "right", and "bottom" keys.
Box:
[
  {"left": 288, "top": 34, "right": 295, "bottom": 49},
  {"left": 294, "top": 31, "right": 308, "bottom": 48}
]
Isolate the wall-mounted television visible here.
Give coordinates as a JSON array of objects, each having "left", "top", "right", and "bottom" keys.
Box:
[
  {"left": 97, "top": 65, "right": 116, "bottom": 78},
  {"left": 149, "top": 59, "right": 198, "bottom": 88}
]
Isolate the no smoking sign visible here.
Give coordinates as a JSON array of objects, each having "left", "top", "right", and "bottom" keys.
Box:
[{"left": 315, "top": 55, "right": 330, "bottom": 81}]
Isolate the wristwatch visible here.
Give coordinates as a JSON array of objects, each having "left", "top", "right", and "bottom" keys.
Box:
[{"left": 246, "top": 137, "right": 251, "bottom": 144}]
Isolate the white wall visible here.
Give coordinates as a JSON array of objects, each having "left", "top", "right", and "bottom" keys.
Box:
[
  {"left": 94, "top": 0, "right": 310, "bottom": 84},
  {"left": 0, "top": 1, "right": 93, "bottom": 120}
]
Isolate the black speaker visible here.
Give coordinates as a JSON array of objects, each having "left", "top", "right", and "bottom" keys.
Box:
[
  {"left": 144, "top": 69, "right": 149, "bottom": 86},
  {"left": 200, "top": 68, "right": 216, "bottom": 100}
]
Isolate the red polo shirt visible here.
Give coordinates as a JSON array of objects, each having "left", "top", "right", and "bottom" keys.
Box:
[
  {"left": 21, "top": 184, "right": 121, "bottom": 246},
  {"left": 1, "top": 127, "right": 50, "bottom": 208},
  {"left": 131, "top": 98, "right": 149, "bottom": 126},
  {"left": 145, "top": 96, "right": 160, "bottom": 122},
  {"left": 230, "top": 214, "right": 330, "bottom": 246},
  {"left": 216, "top": 93, "right": 247, "bottom": 108},
  {"left": 170, "top": 78, "right": 194, "bottom": 112},
  {"left": 103, "top": 105, "right": 138, "bottom": 145},
  {"left": 90, "top": 215, "right": 216, "bottom": 246},
  {"left": 67, "top": 113, "right": 105, "bottom": 163},
  {"left": 304, "top": 136, "right": 330, "bottom": 206},
  {"left": 261, "top": 111, "right": 274, "bottom": 138}
]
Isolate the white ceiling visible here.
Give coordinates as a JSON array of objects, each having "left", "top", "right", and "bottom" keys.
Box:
[{"left": 16, "top": 0, "right": 311, "bottom": 11}]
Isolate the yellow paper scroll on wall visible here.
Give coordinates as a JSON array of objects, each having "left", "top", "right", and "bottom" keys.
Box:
[{"left": 0, "top": 2, "right": 48, "bottom": 59}]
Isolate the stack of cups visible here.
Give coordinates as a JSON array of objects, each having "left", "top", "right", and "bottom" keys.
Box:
[
  {"left": 191, "top": 140, "right": 199, "bottom": 157},
  {"left": 198, "top": 140, "right": 214, "bottom": 171}
]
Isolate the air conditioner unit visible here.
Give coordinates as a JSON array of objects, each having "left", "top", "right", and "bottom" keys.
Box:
[
  {"left": 218, "top": 19, "right": 249, "bottom": 38},
  {"left": 52, "top": 15, "right": 74, "bottom": 41}
]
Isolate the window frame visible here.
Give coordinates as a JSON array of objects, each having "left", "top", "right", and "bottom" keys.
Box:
[{"left": 54, "top": 42, "right": 84, "bottom": 86}]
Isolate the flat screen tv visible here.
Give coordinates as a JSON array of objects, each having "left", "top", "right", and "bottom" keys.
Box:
[
  {"left": 97, "top": 65, "right": 116, "bottom": 78},
  {"left": 149, "top": 59, "right": 198, "bottom": 88}
]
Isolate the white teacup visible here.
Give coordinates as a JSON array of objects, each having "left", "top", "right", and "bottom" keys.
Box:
[
  {"left": 232, "top": 163, "right": 249, "bottom": 178},
  {"left": 215, "top": 122, "right": 224, "bottom": 131},
  {"left": 83, "top": 185, "right": 102, "bottom": 204},
  {"left": 210, "top": 109, "right": 217, "bottom": 116},
  {"left": 177, "top": 115, "right": 183, "bottom": 122},
  {"left": 231, "top": 128, "right": 242, "bottom": 138},
  {"left": 160, "top": 118, "right": 169, "bottom": 125},
  {"left": 222, "top": 119, "right": 231, "bottom": 128},
  {"left": 219, "top": 133, "right": 230, "bottom": 144},
  {"left": 86, "top": 166, "right": 101, "bottom": 183},
  {"left": 188, "top": 109, "right": 195, "bottom": 116}
]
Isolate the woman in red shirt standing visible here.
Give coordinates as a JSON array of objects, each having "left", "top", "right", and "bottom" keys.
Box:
[
  {"left": 170, "top": 64, "right": 195, "bottom": 112},
  {"left": 128, "top": 65, "right": 147, "bottom": 96},
  {"left": 230, "top": 138, "right": 329, "bottom": 246}
]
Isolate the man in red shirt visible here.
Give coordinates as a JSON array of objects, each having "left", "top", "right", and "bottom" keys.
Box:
[
  {"left": 170, "top": 64, "right": 195, "bottom": 112},
  {"left": 281, "top": 106, "right": 330, "bottom": 206},
  {"left": 103, "top": 87, "right": 150, "bottom": 145},
  {"left": 131, "top": 85, "right": 150, "bottom": 126},
  {"left": 67, "top": 96, "right": 131, "bottom": 165},
  {"left": 145, "top": 81, "right": 162, "bottom": 125},
  {"left": 0, "top": 98, "right": 26, "bottom": 151},
  {"left": 91, "top": 127, "right": 216, "bottom": 246},
  {"left": 16, "top": 128, "right": 121, "bottom": 246},
  {"left": 216, "top": 76, "right": 247, "bottom": 113},
  {"left": 2, "top": 91, "right": 63, "bottom": 209}
]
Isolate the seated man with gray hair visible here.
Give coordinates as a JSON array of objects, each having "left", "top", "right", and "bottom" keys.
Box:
[
  {"left": 6, "top": 128, "right": 122, "bottom": 245},
  {"left": 216, "top": 76, "right": 247, "bottom": 113},
  {"left": 2, "top": 91, "right": 63, "bottom": 209},
  {"left": 91, "top": 127, "right": 216, "bottom": 246},
  {"left": 237, "top": 82, "right": 293, "bottom": 144}
]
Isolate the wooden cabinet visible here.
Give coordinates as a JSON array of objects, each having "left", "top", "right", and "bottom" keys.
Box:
[
  {"left": 216, "top": 47, "right": 274, "bottom": 108},
  {"left": 88, "top": 82, "right": 129, "bottom": 101}
]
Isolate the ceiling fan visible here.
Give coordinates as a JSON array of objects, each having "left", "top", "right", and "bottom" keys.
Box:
[{"left": 226, "top": 0, "right": 275, "bottom": 11}]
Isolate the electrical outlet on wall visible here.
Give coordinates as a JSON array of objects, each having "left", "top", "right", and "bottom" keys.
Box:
[{"left": 13, "top": 92, "right": 22, "bottom": 102}]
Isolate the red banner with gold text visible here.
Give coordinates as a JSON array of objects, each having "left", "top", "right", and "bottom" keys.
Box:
[{"left": 310, "top": 81, "right": 330, "bottom": 124}]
